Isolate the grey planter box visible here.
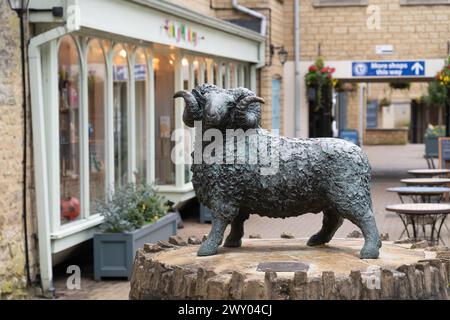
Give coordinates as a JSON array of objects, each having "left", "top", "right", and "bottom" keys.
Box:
[{"left": 93, "top": 212, "right": 177, "bottom": 280}]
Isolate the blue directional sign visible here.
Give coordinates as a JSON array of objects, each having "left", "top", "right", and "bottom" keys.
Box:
[{"left": 352, "top": 60, "right": 425, "bottom": 77}]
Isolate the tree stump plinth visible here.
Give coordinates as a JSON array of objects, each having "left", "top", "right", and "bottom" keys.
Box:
[{"left": 129, "top": 238, "right": 449, "bottom": 300}]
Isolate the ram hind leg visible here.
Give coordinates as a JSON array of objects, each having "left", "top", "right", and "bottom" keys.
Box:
[
  {"left": 351, "top": 210, "right": 381, "bottom": 259},
  {"left": 224, "top": 211, "right": 249, "bottom": 248},
  {"left": 336, "top": 202, "right": 381, "bottom": 259},
  {"left": 307, "top": 208, "right": 343, "bottom": 246}
]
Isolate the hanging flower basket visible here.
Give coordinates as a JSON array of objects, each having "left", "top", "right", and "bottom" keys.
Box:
[
  {"left": 305, "top": 58, "right": 336, "bottom": 111},
  {"left": 435, "top": 56, "right": 450, "bottom": 89}
]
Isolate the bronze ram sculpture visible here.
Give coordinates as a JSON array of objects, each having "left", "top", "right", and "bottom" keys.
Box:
[{"left": 174, "top": 84, "right": 381, "bottom": 259}]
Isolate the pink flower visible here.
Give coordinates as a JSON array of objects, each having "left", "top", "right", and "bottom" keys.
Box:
[{"left": 309, "top": 65, "right": 317, "bottom": 72}]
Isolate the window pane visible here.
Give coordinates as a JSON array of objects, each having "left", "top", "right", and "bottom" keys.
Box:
[
  {"left": 182, "top": 57, "right": 189, "bottom": 90},
  {"left": 154, "top": 49, "right": 175, "bottom": 185},
  {"left": 135, "top": 48, "right": 148, "bottom": 183},
  {"left": 113, "top": 45, "right": 129, "bottom": 188},
  {"left": 58, "top": 35, "right": 81, "bottom": 225},
  {"left": 221, "top": 62, "right": 227, "bottom": 88},
  {"left": 193, "top": 59, "right": 200, "bottom": 87},
  {"left": 87, "top": 39, "right": 106, "bottom": 212},
  {"left": 230, "top": 63, "right": 236, "bottom": 88},
  {"left": 213, "top": 63, "right": 218, "bottom": 86}
]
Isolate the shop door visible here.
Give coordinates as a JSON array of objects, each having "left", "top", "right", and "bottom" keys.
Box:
[
  {"left": 272, "top": 79, "right": 281, "bottom": 131},
  {"left": 366, "top": 100, "right": 378, "bottom": 129},
  {"left": 337, "top": 92, "right": 348, "bottom": 132}
]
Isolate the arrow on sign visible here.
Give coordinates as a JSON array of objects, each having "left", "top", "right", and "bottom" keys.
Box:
[{"left": 411, "top": 62, "right": 424, "bottom": 75}]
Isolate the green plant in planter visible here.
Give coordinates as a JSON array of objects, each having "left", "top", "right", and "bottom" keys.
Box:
[
  {"left": 424, "top": 125, "right": 446, "bottom": 138},
  {"left": 96, "top": 182, "right": 169, "bottom": 233}
]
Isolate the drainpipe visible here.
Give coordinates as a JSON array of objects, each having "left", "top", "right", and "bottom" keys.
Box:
[
  {"left": 294, "top": 0, "right": 301, "bottom": 137},
  {"left": 28, "top": 26, "right": 69, "bottom": 297},
  {"left": 231, "top": 0, "right": 266, "bottom": 69}
]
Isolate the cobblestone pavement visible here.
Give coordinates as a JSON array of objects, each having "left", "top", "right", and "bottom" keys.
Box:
[{"left": 41, "top": 144, "right": 449, "bottom": 300}]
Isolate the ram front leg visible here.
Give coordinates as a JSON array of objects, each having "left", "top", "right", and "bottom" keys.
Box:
[
  {"left": 198, "top": 205, "right": 238, "bottom": 256},
  {"left": 198, "top": 216, "right": 229, "bottom": 256}
]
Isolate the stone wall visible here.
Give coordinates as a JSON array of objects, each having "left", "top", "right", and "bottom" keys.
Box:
[
  {"left": 364, "top": 128, "right": 409, "bottom": 145},
  {"left": 167, "top": 0, "right": 215, "bottom": 16},
  {"left": 213, "top": 0, "right": 286, "bottom": 132},
  {"left": 283, "top": 0, "right": 450, "bottom": 61},
  {"left": 0, "top": 0, "right": 27, "bottom": 299}
]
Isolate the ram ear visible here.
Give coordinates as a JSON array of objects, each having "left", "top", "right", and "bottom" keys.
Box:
[{"left": 237, "top": 96, "right": 265, "bottom": 109}]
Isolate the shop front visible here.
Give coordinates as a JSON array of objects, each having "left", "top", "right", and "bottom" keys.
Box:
[{"left": 28, "top": 0, "right": 265, "bottom": 293}]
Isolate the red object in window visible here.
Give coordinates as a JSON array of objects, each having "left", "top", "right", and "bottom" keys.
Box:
[
  {"left": 308, "top": 65, "right": 317, "bottom": 72},
  {"left": 61, "top": 197, "right": 81, "bottom": 220}
]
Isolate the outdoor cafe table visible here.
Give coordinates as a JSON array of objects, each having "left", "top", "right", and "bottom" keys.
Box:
[
  {"left": 386, "top": 186, "right": 450, "bottom": 203},
  {"left": 400, "top": 178, "right": 450, "bottom": 186},
  {"left": 385, "top": 203, "right": 450, "bottom": 246},
  {"left": 408, "top": 169, "right": 450, "bottom": 177}
]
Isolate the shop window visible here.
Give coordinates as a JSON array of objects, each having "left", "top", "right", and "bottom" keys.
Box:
[
  {"left": 221, "top": 62, "right": 227, "bottom": 88},
  {"left": 237, "top": 65, "right": 243, "bottom": 87},
  {"left": 135, "top": 48, "right": 148, "bottom": 182},
  {"left": 244, "top": 65, "right": 250, "bottom": 89},
  {"left": 213, "top": 63, "right": 218, "bottom": 86},
  {"left": 193, "top": 59, "right": 200, "bottom": 87},
  {"left": 58, "top": 35, "right": 81, "bottom": 225},
  {"left": 204, "top": 58, "right": 213, "bottom": 84},
  {"left": 87, "top": 39, "right": 107, "bottom": 212},
  {"left": 230, "top": 63, "right": 236, "bottom": 88},
  {"left": 112, "top": 44, "right": 129, "bottom": 188},
  {"left": 154, "top": 51, "right": 176, "bottom": 185},
  {"left": 182, "top": 57, "right": 189, "bottom": 90}
]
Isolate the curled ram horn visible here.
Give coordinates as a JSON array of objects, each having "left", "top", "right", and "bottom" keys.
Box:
[
  {"left": 237, "top": 96, "right": 265, "bottom": 109},
  {"left": 174, "top": 90, "right": 203, "bottom": 127}
]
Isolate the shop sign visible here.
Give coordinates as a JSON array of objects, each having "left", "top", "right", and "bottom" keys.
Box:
[
  {"left": 134, "top": 64, "right": 147, "bottom": 81},
  {"left": 113, "top": 65, "right": 128, "bottom": 81},
  {"left": 162, "top": 19, "right": 202, "bottom": 47},
  {"left": 352, "top": 60, "right": 425, "bottom": 77}
]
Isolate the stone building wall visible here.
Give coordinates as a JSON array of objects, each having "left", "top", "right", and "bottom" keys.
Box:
[
  {"left": 0, "top": 0, "right": 27, "bottom": 299},
  {"left": 282, "top": 0, "right": 450, "bottom": 140},
  {"left": 213, "top": 0, "right": 286, "bottom": 132},
  {"left": 283, "top": 0, "right": 450, "bottom": 61},
  {"left": 167, "top": 0, "right": 215, "bottom": 16}
]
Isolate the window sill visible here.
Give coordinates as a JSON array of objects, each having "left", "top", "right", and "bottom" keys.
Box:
[
  {"left": 312, "top": 0, "right": 368, "bottom": 7},
  {"left": 51, "top": 214, "right": 104, "bottom": 240},
  {"left": 400, "top": 0, "right": 450, "bottom": 5},
  {"left": 155, "top": 182, "right": 194, "bottom": 193}
]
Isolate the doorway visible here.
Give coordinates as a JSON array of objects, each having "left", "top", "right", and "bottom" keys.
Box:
[{"left": 272, "top": 78, "right": 281, "bottom": 131}]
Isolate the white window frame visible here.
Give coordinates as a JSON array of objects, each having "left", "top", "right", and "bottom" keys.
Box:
[{"left": 42, "top": 33, "right": 253, "bottom": 247}]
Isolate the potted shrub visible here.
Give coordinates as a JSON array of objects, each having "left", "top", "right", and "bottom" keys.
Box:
[
  {"left": 424, "top": 125, "right": 445, "bottom": 157},
  {"left": 93, "top": 182, "right": 176, "bottom": 280}
]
